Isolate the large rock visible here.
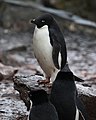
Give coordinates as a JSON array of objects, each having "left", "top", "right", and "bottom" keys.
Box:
[
  {"left": 77, "top": 84, "right": 96, "bottom": 120},
  {"left": 14, "top": 75, "right": 96, "bottom": 120}
]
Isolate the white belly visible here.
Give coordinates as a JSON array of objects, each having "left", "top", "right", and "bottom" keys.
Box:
[{"left": 32, "top": 25, "right": 59, "bottom": 80}]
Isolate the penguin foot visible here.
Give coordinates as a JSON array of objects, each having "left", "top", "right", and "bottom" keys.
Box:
[
  {"left": 45, "top": 83, "right": 52, "bottom": 88},
  {"left": 37, "top": 79, "right": 50, "bottom": 85},
  {"left": 37, "top": 79, "right": 52, "bottom": 88}
]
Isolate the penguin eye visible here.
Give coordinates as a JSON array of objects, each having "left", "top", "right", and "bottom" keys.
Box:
[{"left": 41, "top": 20, "right": 45, "bottom": 23}]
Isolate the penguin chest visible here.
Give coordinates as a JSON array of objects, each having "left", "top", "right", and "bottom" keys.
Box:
[{"left": 32, "top": 25, "right": 56, "bottom": 76}]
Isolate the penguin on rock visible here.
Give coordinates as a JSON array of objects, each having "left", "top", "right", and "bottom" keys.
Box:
[
  {"left": 28, "top": 89, "right": 59, "bottom": 120},
  {"left": 30, "top": 13, "right": 67, "bottom": 84},
  {"left": 30, "top": 13, "right": 84, "bottom": 84},
  {"left": 50, "top": 63, "right": 88, "bottom": 120}
]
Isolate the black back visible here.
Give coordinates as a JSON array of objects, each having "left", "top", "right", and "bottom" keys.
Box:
[
  {"left": 29, "top": 89, "right": 59, "bottom": 120},
  {"left": 50, "top": 70, "right": 77, "bottom": 120},
  {"left": 29, "top": 89, "right": 48, "bottom": 106},
  {"left": 50, "top": 65, "right": 87, "bottom": 120}
]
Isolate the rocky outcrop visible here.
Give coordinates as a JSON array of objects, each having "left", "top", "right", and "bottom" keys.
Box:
[{"left": 14, "top": 75, "right": 96, "bottom": 120}]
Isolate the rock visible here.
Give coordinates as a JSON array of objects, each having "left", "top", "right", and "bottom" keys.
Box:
[
  {"left": 0, "top": 80, "right": 28, "bottom": 120},
  {"left": 14, "top": 75, "right": 96, "bottom": 120},
  {"left": 41, "top": 0, "right": 58, "bottom": 8},
  {"left": 87, "top": 0, "right": 96, "bottom": 11},
  {"left": 0, "top": 3, "right": 40, "bottom": 31},
  {"left": 76, "top": 83, "right": 96, "bottom": 120},
  {"left": 0, "top": 63, "right": 18, "bottom": 80},
  {"left": 0, "top": 72, "right": 4, "bottom": 81},
  {"left": 7, "top": 54, "right": 26, "bottom": 66},
  {"left": 14, "top": 75, "right": 47, "bottom": 111}
]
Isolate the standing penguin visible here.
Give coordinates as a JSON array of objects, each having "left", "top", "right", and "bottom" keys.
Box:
[
  {"left": 30, "top": 13, "right": 67, "bottom": 83},
  {"left": 50, "top": 64, "right": 87, "bottom": 120},
  {"left": 28, "top": 89, "right": 59, "bottom": 120}
]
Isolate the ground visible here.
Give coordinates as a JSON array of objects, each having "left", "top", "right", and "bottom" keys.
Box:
[{"left": 0, "top": 18, "right": 96, "bottom": 119}]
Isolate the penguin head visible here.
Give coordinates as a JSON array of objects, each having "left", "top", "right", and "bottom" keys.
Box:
[
  {"left": 55, "top": 63, "right": 74, "bottom": 81},
  {"left": 30, "top": 13, "right": 54, "bottom": 28},
  {"left": 56, "top": 70, "right": 74, "bottom": 81},
  {"left": 29, "top": 89, "right": 49, "bottom": 106}
]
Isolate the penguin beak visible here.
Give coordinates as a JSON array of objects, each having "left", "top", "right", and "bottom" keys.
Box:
[{"left": 29, "top": 19, "right": 36, "bottom": 24}]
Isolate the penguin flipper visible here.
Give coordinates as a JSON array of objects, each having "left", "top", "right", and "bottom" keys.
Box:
[
  {"left": 52, "top": 41, "right": 61, "bottom": 69},
  {"left": 60, "top": 44, "right": 67, "bottom": 69},
  {"left": 49, "top": 28, "right": 67, "bottom": 69},
  {"left": 74, "top": 76, "right": 84, "bottom": 82}
]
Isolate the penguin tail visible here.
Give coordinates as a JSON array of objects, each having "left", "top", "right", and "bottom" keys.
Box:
[{"left": 74, "top": 76, "right": 84, "bottom": 82}]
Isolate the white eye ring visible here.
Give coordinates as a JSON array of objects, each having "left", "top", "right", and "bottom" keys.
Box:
[
  {"left": 32, "top": 19, "right": 35, "bottom": 22},
  {"left": 41, "top": 20, "right": 45, "bottom": 23}
]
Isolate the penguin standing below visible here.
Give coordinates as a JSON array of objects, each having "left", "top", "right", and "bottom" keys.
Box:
[
  {"left": 50, "top": 64, "right": 88, "bottom": 120},
  {"left": 28, "top": 89, "right": 59, "bottom": 120},
  {"left": 30, "top": 13, "right": 67, "bottom": 83}
]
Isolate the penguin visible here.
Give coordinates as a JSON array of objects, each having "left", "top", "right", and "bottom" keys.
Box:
[
  {"left": 30, "top": 13, "right": 67, "bottom": 83},
  {"left": 30, "top": 13, "right": 84, "bottom": 84},
  {"left": 28, "top": 89, "right": 59, "bottom": 120},
  {"left": 50, "top": 64, "right": 88, "bottom": 120}
]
